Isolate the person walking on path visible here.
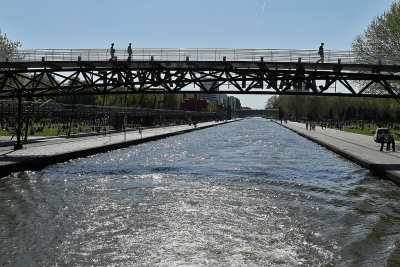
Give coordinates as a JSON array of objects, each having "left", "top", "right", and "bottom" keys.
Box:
[
  {"left": 380, "top": 132, "right": 389, "bottom": 151},
  {"left": 110, "top": 43, "right": 115, "bottom": 61},
  {"left": 127, "top": 43, "right": 132, "bottom": 61},
  {"left": 392, "top": 135, "right": 396, "bottom": 151},
  {"left": 387, "top": 133, "right": 395, "bottom": 151},
  {"left": 316, "top": 42, "right": 324, "bottom": 63}
]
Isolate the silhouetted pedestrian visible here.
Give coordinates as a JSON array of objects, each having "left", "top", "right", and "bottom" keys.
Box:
[
  {"left": 387, "top": 134, "right": 395, "bottom": 151},
  {"left": 381, "top": 133, "right": 389, "bottom": 151},
  {"left": 392, "top": 136, "right": 396, "bottom": 151},
  {"left": 127, "top": 43, "right": 132, "bottom": 61},
  {"left": 316, "top": 42, "right": 324, "bottom": 63},
  {"left": 110, "top": 43, "right": 115, "bottom": 61}
]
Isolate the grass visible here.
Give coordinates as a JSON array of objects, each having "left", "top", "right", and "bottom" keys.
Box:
[
  {"left": 0, "top": 124, "right": 114, "bottom": 137},
  {"left": 333, "top": 125, "right": 400, "bottom": 141}
]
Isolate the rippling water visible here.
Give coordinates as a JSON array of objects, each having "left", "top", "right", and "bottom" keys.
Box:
[{"left": 1, "top": 118, "right": 399, "bottom": 266}]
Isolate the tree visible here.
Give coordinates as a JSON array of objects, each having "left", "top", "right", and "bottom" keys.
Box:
[
  {"left": 164, "top": 94, "right": 182, "bottom": 110},
  {"left": 352, "top": 2, "right": 400, "bottom": 65},
  {"left": 235, "top": 98, "right": 242, "bottom": 109},
  {"left": 352, "top": 1, "right": 400, "bottom": 108},
  {"left": 265, "top": 96, "right": 279, "bottom": 109},
  {"left": 0, "top": 29, "right": 21, "bottom": 60}
]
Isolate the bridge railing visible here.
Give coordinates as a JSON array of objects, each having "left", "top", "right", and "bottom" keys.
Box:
[{"left": 3, "top": 48, "right": 357, "bottom": 64}]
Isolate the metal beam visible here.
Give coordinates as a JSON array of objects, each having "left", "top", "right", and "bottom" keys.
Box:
[{"left": 0, "top": 60, "right": 399, "bottom": 100}]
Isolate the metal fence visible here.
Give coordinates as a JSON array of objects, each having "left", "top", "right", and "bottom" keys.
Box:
[
  {"left": 2, "top": 48, "right": 357, "bottom": 64},
  {"left": 0, "top": 100, "right": 219, "bottom": 119}
]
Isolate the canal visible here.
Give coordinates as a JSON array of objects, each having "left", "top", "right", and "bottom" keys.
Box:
[{"left": 1, "top": 118, "right": 399, "bottom": 266}]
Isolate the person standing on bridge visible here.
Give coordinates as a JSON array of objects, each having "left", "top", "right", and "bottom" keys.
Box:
[
  {"left": 316, "top": 42, "right": 324, "bottom": 63},
  {"left": 110, "top": 43, "right": 115, "bottom": 61},
  {"left": 127, "top": 43, "right": 132, "bottom": 61}
]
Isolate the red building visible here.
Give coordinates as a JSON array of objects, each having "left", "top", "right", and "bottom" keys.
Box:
[{"left": 180, "top": 99, "right": 208, "bottom": 112}]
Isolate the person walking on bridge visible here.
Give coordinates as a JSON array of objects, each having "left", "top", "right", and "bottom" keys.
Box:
[
  {"left": 110, "top": 43, "right": 115, "bottom": 61},
  {"left": 127, "top": 43, "right": 132, "bottom": 61},
  {"left": 316, "top": 42, "right": 324, "bottom": 63}
]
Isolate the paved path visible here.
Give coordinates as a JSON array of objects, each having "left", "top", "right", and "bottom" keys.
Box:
[
  {"left": 0, "top": 120, "right": 237, "bottom": 177},
  {"left": 278, "top": 121, "right": 400, "bottom": 184}
]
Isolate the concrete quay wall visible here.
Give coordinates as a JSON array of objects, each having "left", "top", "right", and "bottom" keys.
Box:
[
  {"left": 276, "top": 120, "right": 400, "bottom": 185},
  {"left": 0, "top": 120, "right": 240, "bottom": 178}
]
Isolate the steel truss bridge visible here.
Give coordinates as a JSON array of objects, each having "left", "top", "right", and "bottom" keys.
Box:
[
  {"left": 1, "top": 48, "right": 399, "bottom": 150},
  {"left": 1, "top": 48, "right": 399, "bottom": 99},
  {"left": 234, "top": 109, "right": 278, "bottom": 118}
]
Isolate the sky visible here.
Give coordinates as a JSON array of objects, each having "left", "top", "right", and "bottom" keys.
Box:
[{"left": 0, "top": 0, "right": 396, "bottom": 108}]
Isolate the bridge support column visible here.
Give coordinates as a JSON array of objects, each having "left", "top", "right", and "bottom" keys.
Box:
[{"left": 14, "top": 91, "right": 23, "bottom": 150}]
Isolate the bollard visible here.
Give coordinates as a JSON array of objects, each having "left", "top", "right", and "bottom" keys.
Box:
[
  {"left": 5, "top": 58, "right": 8, "bottom": 62},
  {"left": 151, "top": 56, "right": 154, "bottom": 62},
  {"left": 78, "top": 56, "right": 81, "bottom": 62},
  {"left": 114, "top": 55, "right": 117, "bottom": 62},
  {"left": 186, "top": 56, "right": 189, "bottom": 62},
  {"left": 42, "top": 57, "right": 45, "bottom": 62},
  {"left": 378, "top": 59, "right": 382, "bottom": 65},
  {"left": 223, "top": 56, "right": 226, "bottom": 62},
  {"left": 261, "top": 57, "right": 264, "bottom": 62},
  {"left": 298, "top": 57, "right": 301, "bottom": 63},
  {"left": 338, "top": 59, "right": 341, "bottom": 64}
]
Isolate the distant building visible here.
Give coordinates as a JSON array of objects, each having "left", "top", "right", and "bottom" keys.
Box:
[
  {"left": 199, "top": 81, "right": 223, "bottom": 104},
  {"left": 180, "top": 98, "right": 208, "bottom": 112},
  {"left": 194, "top": 80, "right": 241, "bottom": 110}
]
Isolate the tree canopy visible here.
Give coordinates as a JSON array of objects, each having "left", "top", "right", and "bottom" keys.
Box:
[
  {"left": 0, "top": 29, "right": 21, "bottom": 60},
  {"left": 352, "top": 1, "right": 400, "bottom": 65},
  {"left": 266, "top": 95, "right": 400, "bottom": 122}
]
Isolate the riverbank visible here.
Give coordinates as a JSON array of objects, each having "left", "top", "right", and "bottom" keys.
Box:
[
  {"left": 0, "top": 120, "right": 240, "bottom": 178},
  {"left": 276, "top": 120, "right": 400, "bottom": 185}
]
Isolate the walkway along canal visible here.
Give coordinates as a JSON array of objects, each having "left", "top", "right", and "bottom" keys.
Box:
[
  {"left": 278, "top": 120, "right": 400, "bottom": 185},
  {"left": 0, "top": 120, "right": 239, "bottom": 178}
]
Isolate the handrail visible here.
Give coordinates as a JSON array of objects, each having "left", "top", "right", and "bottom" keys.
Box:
[{"left": 2, "top": 48, "right": 358, "bottom": 64}]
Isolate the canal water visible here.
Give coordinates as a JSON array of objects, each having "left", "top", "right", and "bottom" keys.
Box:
[{"left": 1, "top": 118, "right": 399, "bottom": 266}]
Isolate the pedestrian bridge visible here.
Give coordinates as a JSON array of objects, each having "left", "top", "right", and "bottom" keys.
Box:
[
  {"left": 0, "top": 48, "right": 399, "bottom": 99},
  {"left": 233, "top": 109, "right": 278, "bottom": 118}
]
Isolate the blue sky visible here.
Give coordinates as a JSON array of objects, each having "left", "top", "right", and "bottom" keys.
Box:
[{"left": 0, "top": 0, "right": 396, "bottom": 108}]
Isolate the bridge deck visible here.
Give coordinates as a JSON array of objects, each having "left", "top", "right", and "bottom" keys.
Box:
[
  {"left": 2, "top": 48, "right": 357, "bottom": 64},
  {"left": 2, "top": 60, "right": 400, "bottom": 74}
]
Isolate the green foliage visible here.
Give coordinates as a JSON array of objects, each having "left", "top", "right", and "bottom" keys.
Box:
[
  {"left": 352, "top": 1, "right": 400, "bottom": 93},
  {"left": 352, "top": 1, "right": 400, "bottom": 65},
  {"left": 342, "top": 126, "right": 400, "bottom": 141},
  {"left": 163, "top": 94, "right": 182, "bottom": 110},
  {"left": 265, "top": 96, "right": 279, "bottom": 109},
  {"left": 271, "top": 95, "right": 400, "bottom": 122},
  {"left": 235, "top": 98, "right": 242, "bottom": 109},
  {"left": 207, "top": 101, "right": 218, "bottom": 112},
  {"left": 0, "top": 29, "right": 21, "bottom": 59}
]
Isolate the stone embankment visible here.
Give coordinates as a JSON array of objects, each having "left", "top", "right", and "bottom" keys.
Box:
[{"left": 277, "top": 120, "right": 400, "bottom": 185}]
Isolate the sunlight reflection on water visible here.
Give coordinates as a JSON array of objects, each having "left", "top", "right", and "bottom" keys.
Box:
[{"left": 1, "top": 118, "right": 399, "bottom": 266}]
